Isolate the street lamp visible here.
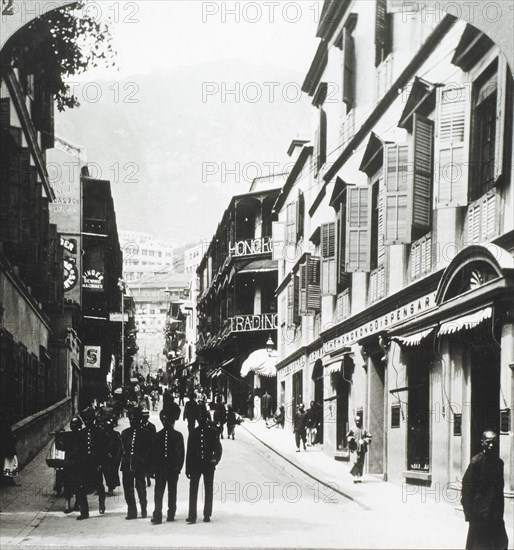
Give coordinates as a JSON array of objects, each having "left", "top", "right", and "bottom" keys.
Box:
[
  {"left": 117, "top": 278, "right": 126, "bottom": 388},
  {"left": 266, "top": 335, "right": 274, "bottom": 356}
]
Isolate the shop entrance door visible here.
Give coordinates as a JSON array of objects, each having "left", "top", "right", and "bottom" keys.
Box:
[
  {"left": 470, "top": 345, "right": 500, "bottom": 457},
  {"left": 292, "top": 370, "right": 303, "bottom": 414},
  {"left": 336, "top": 374, "right": 350, "bottom": 450}
]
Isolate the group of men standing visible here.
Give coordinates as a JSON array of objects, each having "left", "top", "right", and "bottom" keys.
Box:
[{"left": 59, "top": 396, "right": 223, "bottom": 525}]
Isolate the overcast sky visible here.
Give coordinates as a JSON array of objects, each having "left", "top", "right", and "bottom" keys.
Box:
[{"left": 81, "top": 0, "right": 323, "bottom": 79}]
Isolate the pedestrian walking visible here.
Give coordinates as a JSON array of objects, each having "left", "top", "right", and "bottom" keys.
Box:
[
  {"left": 183, "top": 393, "right": 199, "bottom": 434},
  {"left": 213, "top": 395, "right": 227, "bottom": 439},
  {"left": 141, "top": 409, "right": 157, "bottom": 487},
  {"left": 59, "top": 416, "right": 83, "bottom": 513},
  {"left": 74, "top": 407, "right": 108, "bottom": 519},
  {"left": 293, "top": 404, "right": 308, "bottom": 452},
  {"left": 346, "top": 414, "right": 372, "bottom": 483},
  {"left": 121, "top": 407, "right": 152, "bottom": 520},
  {"left": 150, "top": 407, "right": 184, "bottom": 524},
  {"left": 461, "top": 430, "right": 508, "bottom": 550},
  {"left": 306, "top": 401, "right": 319, "bottom": 446},
  {"left": 261, "top": 391, "right": 273, "bottom": 420},
  {"left": 226, "top": 406, "right": 242, "bottom": 440},
  {"left": 185, "top": 408, "right": 222, "bottom": 524},
  {"left": 151, "top": 390, "right": 158, "bottom": 411},
  {"left": 102, "top": 419, "right": 122, "bottom": 496}
]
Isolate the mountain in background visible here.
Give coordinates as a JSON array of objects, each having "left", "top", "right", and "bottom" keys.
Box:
[{"left": 56, "top": 60, "right": 311, "bottom": 246}]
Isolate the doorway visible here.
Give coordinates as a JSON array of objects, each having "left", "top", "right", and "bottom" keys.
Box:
[
  {"left": 292, "top": 370, "right": 303, "bottom": 414},
  {"left": 312, "top": 360, "right": 324, "bottom": 444},
  {"left": 335, "top": 372, "right": 350, "bottom": 449},
  {"left": 368, "top": 352, "right": 385, "bottom": 474}
]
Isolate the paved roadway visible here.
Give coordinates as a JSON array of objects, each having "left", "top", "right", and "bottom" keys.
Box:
[{"left": 1, "top": 409, "right": 468, "bottom": 549}]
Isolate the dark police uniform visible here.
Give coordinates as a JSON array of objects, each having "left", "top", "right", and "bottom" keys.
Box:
[
  {"left": 121, "top": 424, "right": 152, "bottom": 518},
  {"left": 151, "top": 427, "right": 184, "bottom": 523},
  {"left": 186, "top": 421, "right": 222, "bottom": 523}
]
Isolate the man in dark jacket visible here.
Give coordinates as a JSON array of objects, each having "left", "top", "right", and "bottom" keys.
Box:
[
  {"left": 75, "top": 408, "right": 108, "bottom": 520},
  {"left": 185, "top": 407, "right": 222, "bottom": 524},
  {"left": 261, "top": 391, "right": 273, "bottom": 420},
  {"left": 461, "top": 430, "right": 508, "bottom": 550},
  {"left": 293, "top": 403, "right": 308, "bottom": 452},
  {"left": 141, "top": 409, "right": 157, "bottom": 487},
  {"left": 183, "top": 393, "right": 199, "bottom": 434},
  {"left": 150, "top": 406, "right": 184, "bottom": 524},
  {"left": 213, "top": 396, "right": 227, "bottom": 439},
  {"left": 121, "top": 407, "right": 152, "bottom": 519}
]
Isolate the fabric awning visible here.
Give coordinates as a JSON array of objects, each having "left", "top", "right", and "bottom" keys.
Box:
[
  {"left": 238, "top": 258, "right": 277, "bottom": 275},
  {"left": 240, "top": 349, "right": 277, "bottom": 377},
  {"left": 393, "top": 328, "right": 435, "bottom": 347},
  {"left": 437, "top": 307, "right": 492, "bottom": 336}
]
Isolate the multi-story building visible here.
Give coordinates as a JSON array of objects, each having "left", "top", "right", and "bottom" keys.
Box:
[
  {"left": 131, "top": 272, "right": 189, "bottom": 373},
  {"left": 119, "top": 230, "right": 175, "bottom": 284},
  {"left": 274, "top": 0, "right": 514, "bottom": 496},
  {"left": 81, "top": 175, "right": 123, "bottom": 404},
  {"left": 196, "top": 184, "right": 281, "bottom": 411}
]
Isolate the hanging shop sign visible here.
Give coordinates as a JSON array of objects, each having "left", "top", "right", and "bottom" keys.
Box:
[
  {"left": 230, "top": 313, "right": 278, "bottom": 332},
  {"left": 229, "top": 236, "right": 272, "bottom": 257},
  {"left": 83, "top": 269, "right": 104, "bottom": 290},
  {"left": 321, "top": 291, "right": 437, "bottom": 356},
  {"left": 60, "top": 237, "right": 77, "bottom": 254},
  {"left": 84, "top": 346, "right": 101, "bottom": 368},
  {"left": 63, "top": 258, "right": 78, "bottom": 291}
]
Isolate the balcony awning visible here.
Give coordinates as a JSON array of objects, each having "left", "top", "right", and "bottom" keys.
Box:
[
  {"left": 327, "top": 361, "right": 343, "bottom": 374},
  {"left": 437, "top": 307, "right": 492, "bottom": 337},
  {"left": 393, "top": 327, "right": 435, "bottom": 347},
  {"left": 238, "top": 258, "right": 277, "bottom": 275},
  {"left": 240, "top": 349, "right": 277, "bottom": 377}
]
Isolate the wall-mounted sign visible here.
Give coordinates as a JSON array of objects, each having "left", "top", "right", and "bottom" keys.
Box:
[
  {"left": 60, "top": 237, "right": 77, "bottom": 254},
  {"left": 84, "top": 345, "right": 101, "bottom": 368},
  {"left": 109, "top": 313, "right": 129, "bottom": 322},
  {"left": 229, "top": 236, "right": 272, "bottom": 257},
  {"left": 63, "top": 258, "right": 78, "bottom": 291},
  {"left": 83, "top": 269, "right": 104, "bottom": 291},
  {"left": 278, "top": 355, "right": 306, "bottom": 379},
  {"left": 230, "top": 313, "right": 278, "bottom": 333}
]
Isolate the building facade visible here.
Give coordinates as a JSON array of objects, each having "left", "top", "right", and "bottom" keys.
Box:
[
  {"left": 274, "top": 0, "right": 514, "bottom": 495},
  {"left": 196, "top": 186, "right": 280, "bottom": 411}
]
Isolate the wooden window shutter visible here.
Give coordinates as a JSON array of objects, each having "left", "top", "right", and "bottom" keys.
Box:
[
  {"left": 435, "top": 85, "right": 470, "bottom": 207},
  {"left": 321, "top": 222, "right": 336, "bottom": 259},
  {"left": 411, "top": 114, "right": 434, "bottom": 232},
  {"left": 316, "top": 109, "right": 327, "bottom": 172},
  {"left": 494, "top": 56, "right": 509, "bottom": 182},
  {"left": 375, "top": 0, "right": 391, "bottom": 67},
  {"left": 272, "top": 221, "right": 285, "bottom": 261},
  {"left": 287, "top": 283, "right": 294, "bottom": 326},
  {"left": 299, "top": 262, "right": 307, "bottom": 315},
  {"left": 286, "top": 202, "right": 297, "bottom": 244},
  {"left": 345, "top": 186, "right": 370, "bottom": 272},
  {"left": 337, "top": 198, "right": 350, "bottom": 289},
  {"left": 384, "top": 144, "right": 410, "bottom": 244},
  {"left": 307, "top": 256, "right": 321, "bottom": 311},
  {"left": 296, "top": 192, "right": 305, "bottom": 241},
  {"left": 342, "top": 28, "right": 355, "bottom": 109},
  {"left": 321, "top": 258, "right": 337, "bottom": 296},
  {"left": 293, "top": 274, "right": 301, "bottom": 324},
  {"left": 377, "top": 177, "right": 385, "bottom": 264}
]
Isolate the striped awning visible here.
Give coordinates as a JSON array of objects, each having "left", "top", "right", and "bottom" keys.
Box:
[
  {"left": 394, "top": 328, "right": 434, "bottom": 347},
  {"left": 437, "top": 307, "right": 492, "bottom": 336}
]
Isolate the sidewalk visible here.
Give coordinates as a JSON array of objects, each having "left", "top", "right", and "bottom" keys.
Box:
[{"left": 242, "top": 419, "right": 514, "bottom": 549}]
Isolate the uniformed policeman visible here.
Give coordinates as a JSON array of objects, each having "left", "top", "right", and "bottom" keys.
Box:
[
  {"left": 185, "top": 407, "right": 222, "bottom": 524},
  {"left": 141, "top": 408, "right": 156, "bottom": 487},
  {"left": 150, "top": 405, "right": 184, "bottom": 524},
  {"left": 75, "top": 408, "right": 108, "bottom": 520},
  {"left": 121, "top": 407, "right": 152, "bottom": 519}
]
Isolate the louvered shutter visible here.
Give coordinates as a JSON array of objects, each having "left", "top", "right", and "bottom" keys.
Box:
[
  {"left": 299, "top": 262, "right": 307, "bottom": 315},
  {"left": 411, "top": 114, "right": 434, "bottom": 232},
  {"left": 466, "top": 190, "right": 497, "bottom": 244},
  {"left": 293, "top": 274, "right": 300, "bottom": 325},
  {"left": 435, "top": 85, "right": 470, "bottom": 207},
  {"left": 494, "top": 57, "right": 509, "bottom": 182},
  {"left": 384, "top": 144, "right": 410, "bottom": 244},
  {"left": 307, "top": 256, "right": 321, "bottom": 311},
  {"left": 321, "top": 223, "right": 336, "bottom": 258},
  {"left": 337, "top": 197, "right": 350, "bottom": 288},
  {"left": 346, "top": 187, "right": 370, "bottom": 272},
  {"left": 375, "top": 0, "right": 391, "bottom": 67},
  {"left": 286, "top": 202, "right": 297, "bottom": 244},
  {"left": 342, "top": 28, "right": 355, "bottom": 109},
  {"left": 272, "top": 221, "right": 285, "bottom": 261},
  {"left": 316, "top": 109, "right": 327, "bottom": 172},
  {"left": 321, "top": 222, "right": 337, "bottom": 295},
  {"left": 377, "top": 177, "right": 385, "bottom": 264},
  {"left": 296, "top": 192, "right": 305, "bottom": 241},
  {"left": 287, "top": 283, "right": 294, "bottom": 326}
]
